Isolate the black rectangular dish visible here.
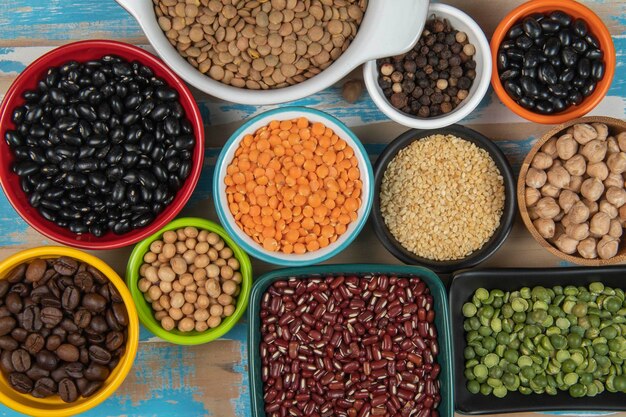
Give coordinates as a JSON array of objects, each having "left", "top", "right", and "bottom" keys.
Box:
[{"left": 449, "top": 267, "right": 626, "bottom": 414}]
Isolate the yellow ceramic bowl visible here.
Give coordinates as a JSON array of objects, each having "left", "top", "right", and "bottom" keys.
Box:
[{"left": 0, "top": 247, "right": 139, "bottom": 417}]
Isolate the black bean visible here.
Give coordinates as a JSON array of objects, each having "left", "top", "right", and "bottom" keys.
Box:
[
  {"left": 581, "top": 79, "right": 596, "bottom": 97},
  {"left": 522, "top": 17, "right": 542, "bottom": 38},
  {"left": 571, "top": 38, "right": 588, "bottom": 54},
  {"left": 572, "top": 18, "right": 588, "bottom": 37},
  {"left": 543, "top": 37, "right": 561, "bottom": 57},
  {"left": 535, "top": 100, "right": 555, "bottom": 114},
  {"left": 561, "top": 46, "right": 578, "bottom": 67},
  {"left": 540, "top": 19, "right": 560, "bottom": 33},
  {"left": 577, "top": 58, "right": 591, "bottom": 78},
  {"left": 585, "top": 48, "right": 603, "bottom": 61},
  {"left": 591, "top": 61, "right": 605, "bottom": 81}
]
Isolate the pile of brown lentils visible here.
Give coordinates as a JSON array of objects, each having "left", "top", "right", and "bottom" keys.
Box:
[
  {"left": 377, "top": 16, "right": 477, "bottom": 118},
  {"left": 153, "top": 0, "right": 367, "bottom": 89}
]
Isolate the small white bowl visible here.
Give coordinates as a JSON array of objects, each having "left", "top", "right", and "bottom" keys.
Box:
[
  {"left": 116, "top": 0, "right": 429, "bottom": 105},
  {"left": 363, "top": 3, "right": 492, "bottom": 129},
  {"left": 213, "top": 107, "right": 374, "bottom": 266}
]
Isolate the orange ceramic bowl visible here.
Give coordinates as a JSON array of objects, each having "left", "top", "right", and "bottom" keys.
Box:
[{"left": 490, "top": 0, "right": 615, "bottom": 124}]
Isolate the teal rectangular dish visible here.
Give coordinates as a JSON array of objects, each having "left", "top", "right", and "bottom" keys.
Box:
[{"left": 247, "top": 263, "right": 454, "bottom": 417}]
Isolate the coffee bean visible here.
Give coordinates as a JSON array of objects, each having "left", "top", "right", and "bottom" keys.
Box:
[
  {"left": 0, "top": 316, "right": 17, "bottom": 336},
  {"left": 59, "top": 378, "right": 78, "bottom": 403},
  {"left": 84, "top": 363, "right": 110, "bottom": 381},
  {"left": 11, "top": 327, "right": 28, "bottom": 343},
  {"left": 65, "top": 362, "right": 84, "bottom": 379},
  {"left": 1, "top": 351, "right": 15, "bottom": 373},
  {"left": 54, "top": 257, "right": 78, "bottom": 276},
  {"left": 36, "top": 350, "right": 58, "bottom": 371},
  {"left": 24, "top": 333, "right": 45, "bottom": 354},
  {"left": 25, "top": 259, "right": 47, "bottom": 283},
  {"left": 0, "top": 335, "right": 18, "bottom": 351},
  {"left": 76, "top": 378, "right": 102, "bottom": 397},
  {"left": 73, "top": 271, "right": 94, "bottom": 292},
  {"left": 31, "top": 377, "right": 55, "bottom": 399},
  {"left": 74, "top": 309, "right": 92, "bottom": 329},
  {"left": 82, "top": 293, "right": 107, "bottom": 313},
  {"left": 5, "top": 293, "right": 22, "bottom": 315},
  {"left": 25, "top": 365, "right": 50, "bottom": 381},
  {"left": 56, "top": 344, "right": 80, "bottom": 362},
  {"left": 9, "top": 373, "right": 33, "bottom": 394},
  {"left": 12, "top": 349, "right": 32, "bottom": 372},
  {"left": 111, "top": 303, "right": 129, "bottom": 327},
  {"left": 62, "top": 287, "right": 81, "bottom": 311},
  {"left": 5, "top": 264, "right": 26, "bottom": 283},
  {"left": 105, "top": 332, "right": 124, "bottom": 351},
  {"left": 88, "top": 346, "right": 112, "bottom": 365},
  {"left": 40, "top": 307, "right": 63, "bottom": 328}
]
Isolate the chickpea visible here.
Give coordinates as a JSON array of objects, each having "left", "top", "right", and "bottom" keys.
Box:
[
  {"left": 541, "top": 137, "right": 558, "bottom": 158},
  {"left": 206, "top": 264, "right": 220, "bottom": 278},
  {"left": 185, "top": 238, "right": 197, "bottom": 250},
  {"left": 162, "top": 243, "right": 177, "bottom": 258},
  {"left": 206, "top": 248, "right": 218, "bottom": 262},
  {"left": 196, "top": 242, "right": 210, "bottom": 254},
  {"left": 197, "top": 295, "right": 210, "bottom": 309},
  {"left": 207, "top": 316, "right": 222, "bottom": 328},
  {"left": 158, "top": 266, "right": 176, "bottom": 283},
  {"left": 207, "top": 232, "right": 220, "bottom": 245},
  {"left": 215, "top": 258, "right": 226, "bottom": 267},
  {"left": 195, "top": 321, "right": 209, "bottom": 332},
  {"left": 219, "top": 247, "right": 233, "bottom": 259},
  {"left": 170, "top": 292, "right": 185, "bottom": 309},
  {"left": 526, "top": 167, "right": 547, "bottom": 188},
  {"left": 586, "top": 162, "right": 609, "bottom": 181},
  {"left": 150, "top": 240, "right": 164, "bottom": 254},
  {"left": 609, "top": 218, "right": 623, "bottom": 238},
  {"left": 227, "top": 258, "right": 240, "bottom": 270},
  {"left": 533, "top": 218, "right": 555, "bottom": 239},
  {"left": 222, "top": 280, "right": 238, "bottom": 295},
  {"left": 176, "top": 229, "right": 186, "bottom": 241},
  {"left": 159, "top": 295, "right": 171, "bottom": 310},
  {"left": 182, "top": 249, "right": 196, "bottom": 265},
  {"left": 163, "top": 230, "right": 177, "bottom": 244},
  {"left": 554, "top": 234, "right": 579, "bottom": 254},
  {"left": 182, "top": 303, "right": 194, "bottom": 316},
  {"left": 159, "top": 280, "right": 172, "bottom": 294},
  {"left": 161, "top": 317, "right": 175, "bottom": 331},
  {"left": 184, "top": 226, "right": 199, "bottom": 238},
  {"left": 175, "top": 241, "right": 187, "bottom": 254},
  {"left": 193, "top": 268, "right": 207, "bottom": 281},
  {"left": 194, "top": 254, "right": 210, "bottom": 269},
  {"left": 206, "top": 279, "right": 221, "bottom": 298},
  {"left": 138, "top": 278, "right": 152, "bottom": 293},
  {"left": 197, "top": 230, "right": 209, "bottom": 242},
  {"left": 172, "top": 280, "right": 185, "bottom": 292},
  {"left": 155, "top": 311, "right": 168, "bottom": 321},
  {"left": 231, "top": 272, "right": 243, "bottom": 284},
  {"left": 194, "top": 309, "right": 210, "bottom": 322},
  {"left": 218, "top": 294, "right": 233, "bottom": 306},
  {"left": 214, "top": 239, "right": 225, "bottom": 251},
  {"left": 597, "top": 235, "right": 619, "bottom": 259},
  {"left": 185, "top": 291, "right": 198, "bottom": 304},
  {"left": 144, "top": 252, "right": 157, "bottom": 264},
  {"left": 148, "top": 285, "right": 162, "bottom": 301},
  {"left": 223, "top": 304, "right": 236, "bottom": 317},
  {"left": 209, "top": 304, "right": 223, "bottom": 317},
  {"left": 171, "top": 257, "right": 187, "bottom": 275},
  {"left": 178, "top": 317, "right": 195, "bottom": 332},
  {"left": 139, "top": 264, "right": 150, "bottom": 277},
  {"left": 221, "top": 265, "right": 234, "bottom": 280},
  {"left": 152, "top": 301, "right": 164, "bottom": 312},
  {"left": 169, "top": 308, "right": 183, "bottom": 321}
]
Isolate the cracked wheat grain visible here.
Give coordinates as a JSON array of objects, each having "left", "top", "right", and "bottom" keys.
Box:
[{"left": 380, "top": 134, "right": 505, "bottom": 261}]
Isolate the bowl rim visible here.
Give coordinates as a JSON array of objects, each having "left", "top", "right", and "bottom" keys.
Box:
[
  {"left": 212, "top": 106, "right": 374, "bottom": 267},
  {"left": 0, "top": 246, "right": 139, "bottom": 417},
  {"left": 517, "top": 116, "right": 626, "bottom": 266},
  {"left": 371, "top": 125, "right": 517, "bottom": 273},
  {"left": 490, "top": 0, "right": 616, "bottom": 124},
  {"left": 125, "top": 217, "right": 252, "bottom": 345},
  {"left": 362, "top": 2, "right": 493, "bottom": 130},
  {"left": 0, "top": 39, "right": 205, "bottom": 250},
  {"left": 247, "top": 263, "right": 455, "bottom": 417}
]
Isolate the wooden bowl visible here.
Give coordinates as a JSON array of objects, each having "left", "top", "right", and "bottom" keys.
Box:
[{"left": 518, "top": 116, "right": 626, "bottom": 266}]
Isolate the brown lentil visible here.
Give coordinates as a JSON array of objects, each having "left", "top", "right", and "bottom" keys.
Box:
[
  {"left": 380, "top": 134, "right": 505, "bottom": 261},
  {"left": 376, "top": 16, "right": 477, "bottom": 117},
  {"left": 153, "top": 0, "right": 367, "bottom": 89},
  {"left": 138, "top": 227, "right": 242, "bottom": 332}
]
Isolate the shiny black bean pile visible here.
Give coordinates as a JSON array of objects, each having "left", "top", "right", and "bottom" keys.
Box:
[
  {"left": 497, "top": 11, "right": 605, "bottom": 114},
  {"left": 5, "top": 55, "right": 195, "bottom": 236}
]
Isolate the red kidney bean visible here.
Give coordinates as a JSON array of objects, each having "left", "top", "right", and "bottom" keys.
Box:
[{"left": 259, "top": 276, "right": 441, "bottom": 417}]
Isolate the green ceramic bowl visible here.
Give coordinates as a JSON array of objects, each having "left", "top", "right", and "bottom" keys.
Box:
[
  {"left": 247, "top": 264, "right": 454, "bottom": 417},
  {"left": 126, "top": 217, "right": 252, "bottom": 345}
]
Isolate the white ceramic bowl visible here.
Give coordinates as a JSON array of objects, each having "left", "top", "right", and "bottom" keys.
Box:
[
  {"left": 117, "top": 0, "right": 429, "bottom": 105},
  {"left": 213, "top": 107, "right": 373, "bottom": 266},
  {"left": 363, "top": 3, "right": 492, "bottom": 129}
]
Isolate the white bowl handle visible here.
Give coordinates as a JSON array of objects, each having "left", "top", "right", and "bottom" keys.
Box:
[{"left": 351, "top": 0, "right": 430, "bottom": 63}]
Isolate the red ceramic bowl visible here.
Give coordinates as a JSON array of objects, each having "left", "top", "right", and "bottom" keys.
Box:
[{"left": 0, "top": 40, "right": 205, "bottom": 250}]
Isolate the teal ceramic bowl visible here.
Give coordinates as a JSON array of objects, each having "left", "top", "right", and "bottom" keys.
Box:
[
  {"left": 126, "top": 217, "right": 252, "bottom": 345},
  {"left": 247, "top": 264, "right": 454, "bottom": 417},
  {"left": 213, "top": 106, "right": 374, "bottom": 267}
]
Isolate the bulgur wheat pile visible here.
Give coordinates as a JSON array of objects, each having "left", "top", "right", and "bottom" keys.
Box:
[{"left": 380, "top": 134, "right": 505, "bottom": 261}]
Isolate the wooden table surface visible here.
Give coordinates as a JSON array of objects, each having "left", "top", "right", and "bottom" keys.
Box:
[{"left": 0, "top": 0, "right": 625, "bottom": 416}]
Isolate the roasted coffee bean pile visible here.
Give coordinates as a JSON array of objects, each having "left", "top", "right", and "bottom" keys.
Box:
[
  {"left": 5, "top": 55, "right": 195, "bottom": 237},
  {"left": 260, "top": 275, "right": 442, "bottom": 417},
  {"left": 497, "top": 11, "right": 605, "bottom": 114},
  {"left": 377, "top": 17, "right": 476, "bottom": 118},
  {"left": 0, "top": 257, "right": 129, "bottom": 402}
]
